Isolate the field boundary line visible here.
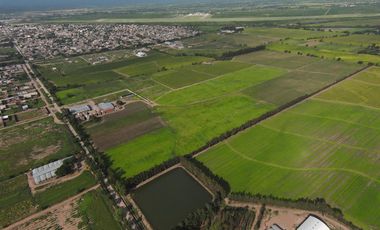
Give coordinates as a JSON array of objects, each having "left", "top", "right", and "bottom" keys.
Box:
[
  {"left": 3, "top": 184, "right": 100, "bottom": 230},
  {"left": 150, "top": 77, "right": 175, "bottom": 90},
  {"left": 225, "top": 141, "right": 380, "bottom": 184},
  {"left": 154, "top": 65, "right": 258, "bottom": 102},
  {"left": 192, "top": 65, "right": 370, "bottom": 159},
  {"left": 312, "top": 97, "right": 380, "bottom": 112},
  {"left": 62, "top": 88, "right": 132, "bottom": 108},
  {"left": 351, "top": 78, "right": 380, "bottom": 87},
  {"left": 287, "top": 110, "right": 380, "bottom": 132},
  {"left": 259, "top": 123, "right": 379, "bottom": 153}
]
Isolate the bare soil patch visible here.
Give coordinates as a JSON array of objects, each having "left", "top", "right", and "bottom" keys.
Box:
[
  {"left": 94, "top": 116, "right": 165, "bottom": 151},
  {"left": 8, "top": 196, "right": 82, "bottom": 230}
]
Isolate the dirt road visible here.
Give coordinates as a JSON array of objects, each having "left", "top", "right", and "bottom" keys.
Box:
[{"left": 4, "top": 184, "right": 100, "bottom": 230}]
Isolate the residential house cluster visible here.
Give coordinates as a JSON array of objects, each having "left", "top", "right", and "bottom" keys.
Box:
[
  {"left": 3, "top": 24, "right": 199, "bottom": 60},
  {"left": 0, "top": 64, "right": 40, "bottom": 125}
]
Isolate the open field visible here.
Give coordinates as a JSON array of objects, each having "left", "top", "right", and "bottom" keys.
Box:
[
  {"left": 198, "top": 67, "right": 380, "bottom": 230},
  {"left": 78, "top": 189, "right": 122, "bottom": 230},
  {"left": 37, "top": 51, "right": 210, "bottom": 104},
  {"left": 35, "top": 171, "right": 97, "bottom": 209},
  {"left": 0, "top": 118, "right": 80, "bottom": 181},
  {"left": 84, "top": 101, "right": 164, "bottom": 151},
  {"left": 0, "top": 175, "right": 36, "bottom": 228},
  {"left": 9, "top": 188, "right": 121, "bottom": 230},
  {"left": 165, "top": 28, "right": 341, "bottom": 58},
  {"left": 152, "top": 61, "right": 250, "bottom": 89},
  {"left": 268, "top": 32, "right": 380, "bottom": 65},
  {"left": 106, "top": 51, "right": 363, "bottom": 179}
]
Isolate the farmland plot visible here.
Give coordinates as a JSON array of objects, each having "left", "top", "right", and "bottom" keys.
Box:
[
  {"left": 106, "top": 51, "right": 362, "bottom": 179},
  {"left": 198, "top": 67, "right": 380, "bottom": 230},
  {"left": 0, "top": 118, "right": 80, "bottom": 181}
]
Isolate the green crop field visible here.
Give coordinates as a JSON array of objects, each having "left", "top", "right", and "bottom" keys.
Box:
[
  {"left": 198, "top": 67, "right": 380, "bottom": 230},
  {"left": 152, "top": 61, "right": 250, "bottom": 89},
  {"left": 37, "top": 51, "right": 210, "bottom": 104},
  {"left": 165, "top": 28, "right": 341, "bottom": 58},
  {"left": 78, "top": 189, "right": 122, "bottom": 230},
  {"left": 35, "top": 171, "right": 97, "bottom": 209},
  {"left": 106, "top": 51, "right": 362, "bottom": 179},
  {"left": 0, "top": 175, "right": 36, "bottom": 228},
  {"left": 268, "top": 33, "right": 380, "bottom": 65},
  {"left": 0, "top": 118, "right": 80, "bottom": 181}
]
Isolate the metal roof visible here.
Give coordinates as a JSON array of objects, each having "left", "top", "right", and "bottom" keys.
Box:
[
  {"left": 69, "top": 104, "right": 91, "bottom": 114},
  {"left": 297, "top": 215, "right": 330, "bottom": 230},
  {"left": 32, "top": 159, "right": 66, "bottom": 184},
  {"left": 98, "top": 102, "right": 114, "bottom": 111}
]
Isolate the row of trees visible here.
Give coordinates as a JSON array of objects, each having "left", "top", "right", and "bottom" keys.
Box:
[
  {"left": 180, "top": 157, "right": 230, "bottom": 198},
  {"left": 175, "top": 195, "right": 223, "bottom": 229},
  {"left": 32, "top": 65, "right": 63, "bottom": 106},
  {"left": 62, "top": 108, "right": 145, "bottom": 229},
  {"left": 229, "top": 192, "right": 361, "bottom": 230},
  {"left": 218, "top": 45, "right": 266, "bottom": 60}
]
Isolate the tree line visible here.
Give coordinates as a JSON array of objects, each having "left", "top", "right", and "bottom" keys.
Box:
[{"left": 217, "top": 45, "right": 266, "bottom": 60}]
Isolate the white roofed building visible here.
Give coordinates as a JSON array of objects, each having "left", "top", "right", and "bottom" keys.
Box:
[
  {"left": 69, "top": 104, "right": 91, "bottom": 114},
  {"left": 32, "top": 159, "right": 66, "bottom": 184},
  {"left": 297, "top": 215, "right": 330, "bottom": 230}
]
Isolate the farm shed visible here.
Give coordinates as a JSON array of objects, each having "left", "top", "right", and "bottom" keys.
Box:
[
  {"left": 69, "top": 104, "right": 91, "bottom": 114},
  {"left": 98, "top": 102, "right": 114, "bottom": 113},
  {"left": 32, "top": 158, "right": 68, "bottom": 184},
  {"left": 297, "top": 215, "right": 330, "bottom": 230}
]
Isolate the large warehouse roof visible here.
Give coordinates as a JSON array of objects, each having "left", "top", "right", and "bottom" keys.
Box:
[
  {"left": 69, "top": 104, "right": 91, "bottom": 114},
  {"left": 32, "top": 158, "right": 67, "bottom": 184},
  {"left": 297, "top": 215, "right": 330, "bottom": 230}
]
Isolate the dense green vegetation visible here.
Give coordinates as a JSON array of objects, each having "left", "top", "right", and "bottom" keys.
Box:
[
  {"left": 0, "top": 118, "right": 80, "bottom": 181},
  {"left": 198, "top": 67, "right": 380, "bottom": 229}
]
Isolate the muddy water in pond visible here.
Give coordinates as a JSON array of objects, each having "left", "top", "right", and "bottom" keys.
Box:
[{"left": 132, "top": 168, "right": 212, "bottom": 230}]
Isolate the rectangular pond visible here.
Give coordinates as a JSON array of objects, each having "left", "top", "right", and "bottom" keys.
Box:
[{"left": 132, "top": 167, "right": 213, "bottom": 230}]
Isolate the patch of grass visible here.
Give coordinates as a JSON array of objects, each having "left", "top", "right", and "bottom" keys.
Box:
[
  {"left": 35, "top": 171, "right": 97, "bottom": 209},
  {"left": 268, "top": 39, "right": 380, "bottom": 64},
  {"left": 107, "top": 127, "right": 176, "bottom": 178},
  {"left": 156, "top": 65, "right": 286, "bottom": 106},
  {"left": 0, "top": 175, "right": 36, "bottom": 228},
  {"left": 0, "top": 118, "right": 80, "bottom": 181},
  {"left": 153, "top": 61, "right": 250, "bottom": 89},
  {"left": 78, "top": 189, "right": 122, "bottom": 230},
  {"left": 116, "top": 53, "right": 210, "bottom": 77}
]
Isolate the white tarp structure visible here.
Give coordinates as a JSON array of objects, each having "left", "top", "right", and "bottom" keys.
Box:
[
  {"left": 32, "top": 159, "right": 65, "bottom": 184},
  {"left": 297, "top": 215, "right": 330, "bottom": 230}
]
